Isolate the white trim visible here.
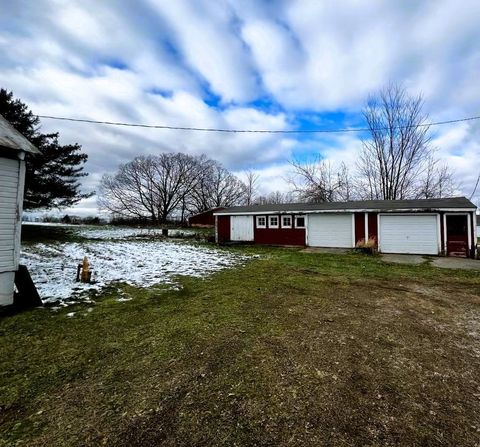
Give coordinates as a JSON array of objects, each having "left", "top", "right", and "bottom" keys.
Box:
[
  {"left": 474, "top": 213, "right": 478, "bottom": 249},
  {"left": 443, "top": 213, "right": 447, "bottom": 253},
  {"left": 305, "top": 215, "right": 309, "bottom": 245},
  {"left": 364, "top": 212, "right": 368, "bottom": 242},
  {"left": 13, "top": 153, "right": 25, "bottom": 270},
  {"left": 444, "top": 212, "right": 471, "bottom": 254},
  {"left": 268, "top": 215, "right": 279, "bottom": 228},
  {"left": 351, "top": 213, "right": 355, "bottom": 247},
  {"left": 281, "top": 215, "right": 292, "bottom": 228},
  {"left": 295, "top": 215, "right": 306, "bottom": 229},
  {"left": 214, "top": 207, "right": 476, "bottom": 216},
  {"left": 436, "top": 214, "right": 442, "bottom": 253},
  {"left": 377, "top": 213, "right": 381, "bottom": 252},
  {"left": 467, "top": 214, "right": 472, "bottom": 249},
  {"left": 256, "top": 215, "right": 266, "bottom": 229}
]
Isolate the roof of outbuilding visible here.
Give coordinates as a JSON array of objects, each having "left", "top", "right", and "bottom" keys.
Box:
[
  {"left": 189, "top": 207, "right": 224, "bottom": 217},
  {"left": 0, "top": 114, "right": 40, "bottom": 154},
  {"left": 215, "top": 197, "right": 476, "bottom": 215}
]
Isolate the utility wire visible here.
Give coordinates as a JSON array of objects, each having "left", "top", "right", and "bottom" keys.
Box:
[
  {"left": 470, "top": 172, "right": 480, "bottom": 200},
  {"left": 36, "top": 114, "right": 480, "bottom": 134}
]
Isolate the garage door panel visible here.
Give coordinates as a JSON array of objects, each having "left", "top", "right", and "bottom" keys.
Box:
[
  {"left": 308, "top": 214, "right": 353, "bottom": 248},
  {"left": 379, "top": 215, "right": 438, "bottom": 255},
  {"left": 230, "top": 216, "right": 254, "bottom": 241}
]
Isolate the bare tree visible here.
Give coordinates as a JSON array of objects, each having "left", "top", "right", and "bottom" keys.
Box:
[
  {"left": 417, "top": 155, "right": 457, "bottom": 199},
  {"left": 98, "top": 156, "right": 159, "bottom": 222},
  {"left": 356, "top": 83, "right": 457, "bottom": 200},
  {"left": 100, "top": 153, "right": 249, "bottom": 222},
  {"left": 207, "top": 163, "right": 247, "bottom": 208},
  {"left": 244, "top": 170, "right": 260, "bottom": 205},
  {"left": 99, "top": 153, "right": 202, "bottom": 223},
  {"left": 288, "top": 157, "right": 353, "bottom": 202},
  {"left": 186, "top": 160, "right": 247, "bottom": 213},
  {"left": 254, "top": 190, "right": 297, "bottom": 205}
]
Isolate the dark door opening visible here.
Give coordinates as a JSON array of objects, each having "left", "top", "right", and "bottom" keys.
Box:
[{"left": 446, "top": 215, "right": 468, "bottom": 257}]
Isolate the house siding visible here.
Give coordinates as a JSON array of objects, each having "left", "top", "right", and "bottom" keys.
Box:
[{"left": 0, "top": 157, "right": 20, "bottom": 272}]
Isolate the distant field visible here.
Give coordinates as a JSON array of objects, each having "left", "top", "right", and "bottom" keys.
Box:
[{"left": 1, "top": 238, "right": 480, "bottom": 446}]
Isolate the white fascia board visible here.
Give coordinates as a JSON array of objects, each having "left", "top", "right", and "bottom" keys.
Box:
[{"left": 214, "top": 207, "right": 476, "bottom": 216}]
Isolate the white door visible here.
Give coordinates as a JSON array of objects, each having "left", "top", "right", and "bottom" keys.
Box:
[
  {"left": 307, "top": 214, "right": 353, "bottom": 248},
  {"left": 230, "top": 216, "right": 254, "bottom": 241},
  {"left": 379, "top": 214, "right": 438, "bottom": 255}
]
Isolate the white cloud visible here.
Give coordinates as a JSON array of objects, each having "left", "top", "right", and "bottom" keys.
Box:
[{"left": 1, "top": 0, "right": 479, "bottom": 215}]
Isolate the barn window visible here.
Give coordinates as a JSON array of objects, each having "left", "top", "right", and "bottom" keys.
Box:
[
  {"left": 282, "top": 216, "right": 292, "bottom": 228},
  {"left": 256, "top": 216, "right": 266, "bottom": 228},
  {"left": 295, "top": 216, "right": 306, "bottom": 228},
  {"left": 269, "top": 216, "right": 279, "bottom": 228}
]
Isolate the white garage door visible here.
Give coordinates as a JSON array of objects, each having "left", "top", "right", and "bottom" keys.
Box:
[
  {"left": 379, "top": 214, "right": 438, "bottom": 255},
  {"left": 230, "top": 215, "right": 254, "bottom": 241},
  {"left": 308, "top": 214, "right": 353, "bottom": 248}
]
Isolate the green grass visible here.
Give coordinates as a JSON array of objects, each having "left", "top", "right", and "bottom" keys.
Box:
[{"left": 1, "top": 246, "right": 480, "bottom": 446}]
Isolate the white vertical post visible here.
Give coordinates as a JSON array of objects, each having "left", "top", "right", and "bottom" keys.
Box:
[
  {"left": 467, "top": 213, "right": 472, "bottom": 251},
  {"left": 14, "top": 152, "right": 26, "bottom": 270},
  {"left": 364, "top": 212, "right": 368, "bottom": 241}
]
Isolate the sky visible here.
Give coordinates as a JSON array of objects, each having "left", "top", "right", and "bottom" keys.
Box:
[{"left": 1, "top": 0, "right": 479, "bottom": 216}]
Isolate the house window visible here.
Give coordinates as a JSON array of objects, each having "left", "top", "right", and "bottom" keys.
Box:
[
  {"left": 256, "top": 216, "right": 266, "bottom": 228},
  {"left": 269, "top": 215, "right": 279, "bottom": 228},
  {"left": 295, "top": 216, "right": 306, "bottom": 228},
  {"left": 282, "top": 216, "right": 292, "bottom": 228}
]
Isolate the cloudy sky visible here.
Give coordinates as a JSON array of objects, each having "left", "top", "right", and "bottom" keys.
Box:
[{"left": 1, "top": 0, "right": 479, "bottom": 215}]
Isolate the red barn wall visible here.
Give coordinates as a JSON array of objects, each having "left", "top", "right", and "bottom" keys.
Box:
[
  {"left": 254, "top": 215, "right": 306, "bottom": 246},
  {"left": 217, "top": 216, "right": 230, "bottom": 243},
  {"left": 254, "top": 228, "right": 306, "bottom": 246},
  {"left": 367, "top": 212, "right": 378, "bottom": 244},
  {"left": 354, "top": 213, "right": 365, "bottom": 245},
  {"left": 189, "top": 208, "right": 223, "bottom": 227}
]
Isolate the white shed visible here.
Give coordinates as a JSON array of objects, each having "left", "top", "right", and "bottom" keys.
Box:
[{"left": 0, "top": 114, "right": 40, "bottom": 306}]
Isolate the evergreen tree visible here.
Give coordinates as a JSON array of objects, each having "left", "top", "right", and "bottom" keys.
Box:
[{"left": 0, "top": 89, "right": 91, "bottom": 209}]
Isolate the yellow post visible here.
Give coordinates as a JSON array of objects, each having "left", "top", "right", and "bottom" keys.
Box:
[{"left": 81, "top": 256, "right": 90, "bottom": 283}]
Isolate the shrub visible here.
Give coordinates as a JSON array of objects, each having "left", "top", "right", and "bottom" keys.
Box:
[{"left": 355, "top": 237, "right": 377, "bottom": 254}]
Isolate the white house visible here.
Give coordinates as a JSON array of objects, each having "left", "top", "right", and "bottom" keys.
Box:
[{"left": 0, "top": 114, "right": 40, "bottom": 306}]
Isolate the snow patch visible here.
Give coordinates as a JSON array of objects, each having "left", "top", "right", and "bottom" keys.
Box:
[
  {"left": 76, "top": 227, "right": 194, "bottom": 240},
  {"left": 21, "top": 241, "right": 247, "bottom": 305}
]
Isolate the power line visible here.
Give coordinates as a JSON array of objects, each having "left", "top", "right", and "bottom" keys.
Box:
[
  {"left": 36, "top": 114, "right": 480, "bottom": 134},
  {"left": 470, "top": 172, "right": 480, "bottom": 200}
]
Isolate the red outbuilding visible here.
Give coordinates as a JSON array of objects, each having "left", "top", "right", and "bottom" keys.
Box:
[
  {"left": 188, "top": 207, "right": 224, "bottom": 227},
  {"left": 214, "top": 197, "right": 478, "bottom": 258}
]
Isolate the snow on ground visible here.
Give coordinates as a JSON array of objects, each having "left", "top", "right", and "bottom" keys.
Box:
[
  {"left": 21, "top": 241, "right": 248, "bottom": 305},
  {"left": 76, "top": 226, "right": 194, "bottom": 240},
  {"left": 23, "top": 222, "right": 195, "bottom": 240}
]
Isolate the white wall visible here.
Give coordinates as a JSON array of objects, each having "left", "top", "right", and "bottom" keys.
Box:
[{"left": 0, "top": 155, "right": 24, "bottom": 305}]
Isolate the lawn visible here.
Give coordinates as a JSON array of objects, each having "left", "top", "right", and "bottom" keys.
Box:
[{"left": 1, "top": 245, "right": 479, "bottom": 446}]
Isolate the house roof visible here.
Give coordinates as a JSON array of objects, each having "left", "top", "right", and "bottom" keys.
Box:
[
  {"left": 0, "top": 114, "right": 40, "bottom": 154},
  {"left": 214, "top": 197, "right": 476, "bottom": 215}
]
